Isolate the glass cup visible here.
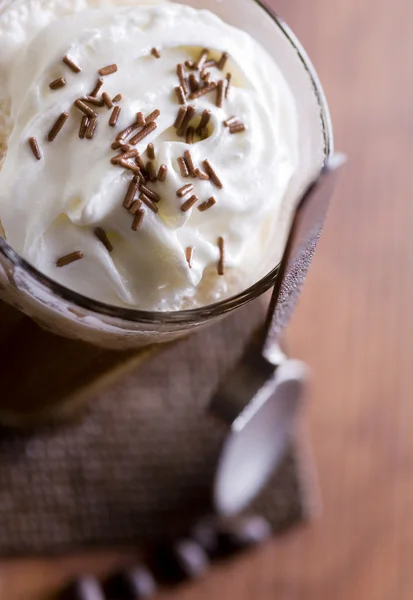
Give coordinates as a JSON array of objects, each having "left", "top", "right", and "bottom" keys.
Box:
[{"left": 0, "top": 0, "right": 333, "bottom": 351}]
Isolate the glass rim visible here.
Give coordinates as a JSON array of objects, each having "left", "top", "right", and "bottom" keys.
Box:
[{"left": 0, "top": 0, "right": 334, "bottom": 326}]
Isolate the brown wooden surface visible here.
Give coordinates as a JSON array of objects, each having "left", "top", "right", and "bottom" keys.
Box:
[{"left": 2, "top": 0, "right": 413, "bottom": 598}]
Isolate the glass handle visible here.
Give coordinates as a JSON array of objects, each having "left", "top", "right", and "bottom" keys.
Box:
[{"left": 262, "top": 153, "right": 346, "bottom": 361}]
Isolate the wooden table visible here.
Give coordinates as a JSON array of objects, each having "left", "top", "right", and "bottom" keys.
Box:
[{"left": 3, "top": 0, "right": 413, "bottom": 598}]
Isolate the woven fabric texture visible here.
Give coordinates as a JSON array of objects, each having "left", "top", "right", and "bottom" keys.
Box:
[{"left": 0, "top": 300, "right": 309, "bottom": 556}]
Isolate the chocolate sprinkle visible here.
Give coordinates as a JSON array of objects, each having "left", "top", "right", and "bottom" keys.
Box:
[
  {"left": 82, "top": 95, "right": 105, "bottom": 107},
  {"left": 224, "top": 116, "right": 240, "bottom": 128},
  {"left": 147, "top": 143, "right": 156, "bottom": 160},
  {"left": 178, "top": 157, "right": 190, "bottom": 178},
  {"left": 185, "top": 247, "right": 194, "bottom": 268},
  {"left": 63, "top": 55, "right": 81, "bottom": 73},
  {"left": 186, "top": 126, "right": 195, "bottom": 145},
  {"left": 135, "top": 152, "right": 146, "bottom": 172},
  {"left": 198, "top": 197, "right": 216, "bottom": 211},
  {"left": 102, "top": 92, "right": 113, "bottom": 109},
  {"left": 134, "top": 169, "right": 147, "bottom": 185},
  {"left": 177, "top": 183, "right": 194, "bottom": 198},
  {"left": 225, "top": 73, "right": 232, "bottom": 98},
  {"left": 202, "top": 159, "right": 223, "bottom": 189},
  {"left": 90, "top": 78, "right": 104, "bottom": 98},
  {"left": 229, "top": 123, "right": 247, "bottom": 134},
  {"left": 84, "top": 118, "right": 98, "bottom": 140},
  {"left": 203, "top": 59, "right": 217, "bottom": 68},
  {"left": 47, "top": 112, "right": 69, "bottom": 142},
  {"left": 132, "top": 210, "right": 145, "bottom": 231},
  {"left": 112, "top": 142, "right": 132, "bottom": 153},
  {"left": 85, "top": 117, "right": 98, "bottom": 140},
  {"left": 196, "top": 109, "right": 211, "bottom": 135},
  {"left": 175, "top": 85, "right": 187, "bottom": 105},
  {"left": 146, "top": 161, "right": 157, "bottom": 182},
  {"left": 151, "top": 47, "right": 161, "bottom": 59},
  {"left": 136, "top": 112, "right": 146, "bottom": 127},
  {"left": 174, "top": 107, "right": 187, "bottom": 130},
  {"left": 188, "top": 74, "right": 199, "bottom": 94},
  {"left": 99, "top": 64, "right": 118, "bottom": 76},
  {"left": 185, "top": 60, "right": 196, "bottom": 69},
  {"left": 111, "top": 149, "right": 139, "bottom": 165},
  {"left": 188, "top": 82, "right": 218, "bottom": 101},
  {"left": 139, "top": 193, "right": 159, "bottom": 214},
  {"left": 49, "top": 77, "right": 66, "bottom": 90},
  {"left": 119, "top": 159, "right": 141, "bottom": 175},
  {"left": 180, "top": 194, "right": 198, "bottom": 212},
  {"left": 74, "top": 99, "right": 98, "bottom": 119},
  {"left": 218, "top": 237, "right": 225, "bottom": 275},
  {"left": 79, "top": 116, "right": 89, "bottom": 139},
  {"left": 145, "top": 109, "right": 161, "bottom": 124},
  {"left": 109, "top": 105, "right": 121, "bottom": 127},
  {"left": 184, "top": 150, "right": 196, "bottom": 177},
  {"left": 195, "top": 49, "right": 209, "bottom": 71},
  {"left": 123, "top": 179, "right": 139, "bottom": 209},
  {"left": 129, "top": 121, "right": 157, "bottom": 146},
  {"left": 177, "top": 64, "right": 188, "bottom": 95},
  {"left": 28, "top": 137, "right": 42, "bottom": 160},
  {"left": 112, "top": 93, "right": 123, "bottom": 103},
  {"left": 94, "top": 228, "right": 113, "bottom": 253},
  {"left": 217, "top": 52, "right": 229, "bottom": 71},
  {"left": 129, "top": 199, "right": 143, "bottom": 215},
  {"left": 56, "top": 251, "right": 83, "bottom": 268},
  {"left": 157, "top": 164, "right": 168, "bottom": 181},
  {"left": 195, "top": 168, "right": 210, "bottom": 181},
  {"left": 216, "top": 80, "right": 225, "bottom": 108},
  {"left": 140, "top": 184, "right": 160, "bottom": 203},
  {"left": 177, "top": 105, "right": 195, "bottom": 137},
  {"left": 116, "top": 121, "right": 140, "bottom": 142}
]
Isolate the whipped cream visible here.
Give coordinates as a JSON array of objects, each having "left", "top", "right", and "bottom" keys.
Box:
[{"left": 0, "top": 0, "right": 302, "bottom": 311}]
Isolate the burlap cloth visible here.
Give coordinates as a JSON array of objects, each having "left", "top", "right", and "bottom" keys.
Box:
[{"left": 0, "top": 299, "right": 312, "bottom": 556}]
